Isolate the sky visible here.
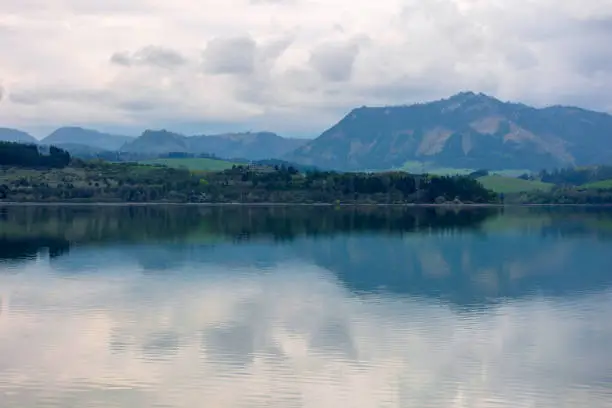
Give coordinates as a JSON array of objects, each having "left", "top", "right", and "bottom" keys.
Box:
[{"left": 1, "top": 0, "right": 612, "bottom": 138}]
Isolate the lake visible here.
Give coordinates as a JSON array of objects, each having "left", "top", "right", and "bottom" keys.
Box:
[{"left": 1, "top": 205, "right": 611, "bottom": 407}]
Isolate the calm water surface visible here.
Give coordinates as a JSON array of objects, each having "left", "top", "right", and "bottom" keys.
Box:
[{"left": 1, "top": 205, "right": 612, "bottom": 407}]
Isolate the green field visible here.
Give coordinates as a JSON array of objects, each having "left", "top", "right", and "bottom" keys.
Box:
[
  {"left": 478, "top": 175, "right": 554, "bottom": 194},
  {"left": 582, "top": 179, "right": 612, "bottom": 189},
  {"left": 139, "top": 158, "right": 237, "bottom": 171}
]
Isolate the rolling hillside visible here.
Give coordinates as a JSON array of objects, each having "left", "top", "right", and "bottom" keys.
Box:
[{"left": 477, "top": 175, "right": 554, "bottom": 194}]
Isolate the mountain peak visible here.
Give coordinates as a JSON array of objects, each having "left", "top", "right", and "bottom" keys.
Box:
[
  {"left": 438, "top": 91, "right": 503, "bottom": 115},
  {"left": 450, "top": 90, "right": 477, "bottom": 99},
  {"left": 446, "top": 91, "right": 499, "bottom": 104}
]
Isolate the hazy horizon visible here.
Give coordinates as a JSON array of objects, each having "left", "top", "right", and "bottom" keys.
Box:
[{"left": 5, "top": 90, "right": 612, "bottom": 140}]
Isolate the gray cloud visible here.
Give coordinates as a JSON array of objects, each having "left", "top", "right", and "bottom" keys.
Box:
[
  {"left": 7, "top": 86, "right": 162, "bottom": 114},
  {"left": 0, "top": 85, "right": 4, "bottom": 102},
  {"left": 259, "top": 35, "right": 294, "bottom": 62},
  {"left": 110, "top": 46, "right": 187, "bottom": 69},
  {"left": 9, "top": 88, "right": 115, "bottom": 106},
  {"left": 2, "top": 0, "right": 612, "bottom": 135},
  {"left": 565, "top": 18, "right": 612, "bottom": 77},
  {"left": 309, "top": 41, "right": 361, "bottom": 82},
  {"left": 202, "top": 36, "right": 257, "bottom": 75},
  {"left": 117, "top": 99, "right": 157, "bottom": 112},
  {"left": 110, "top": 52, "right": 132, "bottom": 67}
]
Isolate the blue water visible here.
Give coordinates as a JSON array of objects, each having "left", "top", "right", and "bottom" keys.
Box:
[{"left": 0, "top": 206, "right": 611, "bottom": 407}]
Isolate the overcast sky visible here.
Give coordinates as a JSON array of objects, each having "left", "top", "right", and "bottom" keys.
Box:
[{"left": 1, "top": 0, "right": 612, "bottom": 138}]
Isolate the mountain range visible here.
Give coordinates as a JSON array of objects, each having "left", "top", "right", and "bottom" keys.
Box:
[
  {"left": 120, "top": 130, "right": 305, "bottom": 160},
  {"left": 0, "top": 127, "right": 305, "bottom": 162},
  {"left": 2, "top": 92, "right": 612, "bottom": 170},
  {"left": 289, "top": 92, "right": 612, "bottom": 171}
]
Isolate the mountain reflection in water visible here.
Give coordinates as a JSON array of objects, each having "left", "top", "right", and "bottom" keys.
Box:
[{"left": 1, "top": 205, "right": 611, "bottom": 407}]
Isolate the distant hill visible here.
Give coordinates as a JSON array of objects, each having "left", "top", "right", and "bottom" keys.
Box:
[
  {"left": 0, "top": 128, "right": 38, "bottom": 144},
  {"left": 42, "top": 127, "right": 133, "bottom": 151},
  {"left": 288, "top": 92, "right": 612, "bottom": 171},
  {"left": 120, "top": 130, "right": 189, "bottom": 155},
  {"left": 121, "top": 130, "right": 306, "bottom": 161}
]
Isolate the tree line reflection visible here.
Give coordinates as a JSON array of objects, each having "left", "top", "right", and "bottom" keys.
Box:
[
  {"left": 1, "top": 205, "right": 612, "bottom": 306},
  {"left": 1, "top": 205, "right": 612, "bottom": 261}
]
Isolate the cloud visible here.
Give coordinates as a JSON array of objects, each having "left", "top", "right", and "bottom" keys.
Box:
[
  {"left": 109, "top": 51, "right": 132, "bottom": 66},
  {"left": 1, "top": 0, "right": 612, "bottom": 136},
  {"left": 309, "top": 40, "right": 362, "bottom": 82},
  {"left": 202, "top": 36, "right": 257, "bottom": 75},
  {"left": 9, "top": 87, "right": 115, "bottom": 106},
  {"left": 0, "top": 84, "right": 4, "bottom": 102},
  {"left": 110, "top": 46, "right": 187, "bottom": 69}
]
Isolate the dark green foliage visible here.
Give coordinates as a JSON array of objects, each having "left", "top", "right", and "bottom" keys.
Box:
[
  {"left": 539, "top": 166, "right": 612, "bottom": 186},
  {"left": 511, "top": 187, "right": 612, "bottom": 205},
  {"left": 0, "top": 159, "right": 498, "bottom": 204},
  {"left": 0, "top": 142, "right": 71, "bottom": 168},
  {"left": 201, "top": 167, "right": 496, "bottom": 204},
  {"left": 246, "top": 158, "right": 322, "bottom": 173}
]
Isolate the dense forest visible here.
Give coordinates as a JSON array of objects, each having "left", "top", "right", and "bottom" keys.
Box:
[
  {"left": 537, "top": 166, "right": 612, "bottom": 186},
  {"left": 0, "top": 142, "right": 71, "bottom": 168},
  {"left": 508, "top": 188, "right": 612, "bottom": 205}
]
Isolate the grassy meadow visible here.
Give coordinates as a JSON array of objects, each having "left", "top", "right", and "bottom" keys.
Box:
[
  {"left": 582, "top": 179, "right": 612, "bottom": 190},
  {"left": 477, "top": 175, "right": 554, "bottom": 194}
]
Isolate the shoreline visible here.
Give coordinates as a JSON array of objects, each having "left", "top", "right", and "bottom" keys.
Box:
[{"left": 1, "top": 201, "right": 611, "bottom": 208}]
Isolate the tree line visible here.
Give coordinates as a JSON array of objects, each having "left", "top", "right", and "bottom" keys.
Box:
[
  {"left": 0, "top": 142, "right": 71, "bottom": 168},
  {"left": 534, "top": 166, "right": 612, "bottom": 186}
]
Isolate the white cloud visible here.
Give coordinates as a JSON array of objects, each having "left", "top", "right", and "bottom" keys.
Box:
[{"left": 1, "top": 0, "right": 612, "bottom": 137}]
